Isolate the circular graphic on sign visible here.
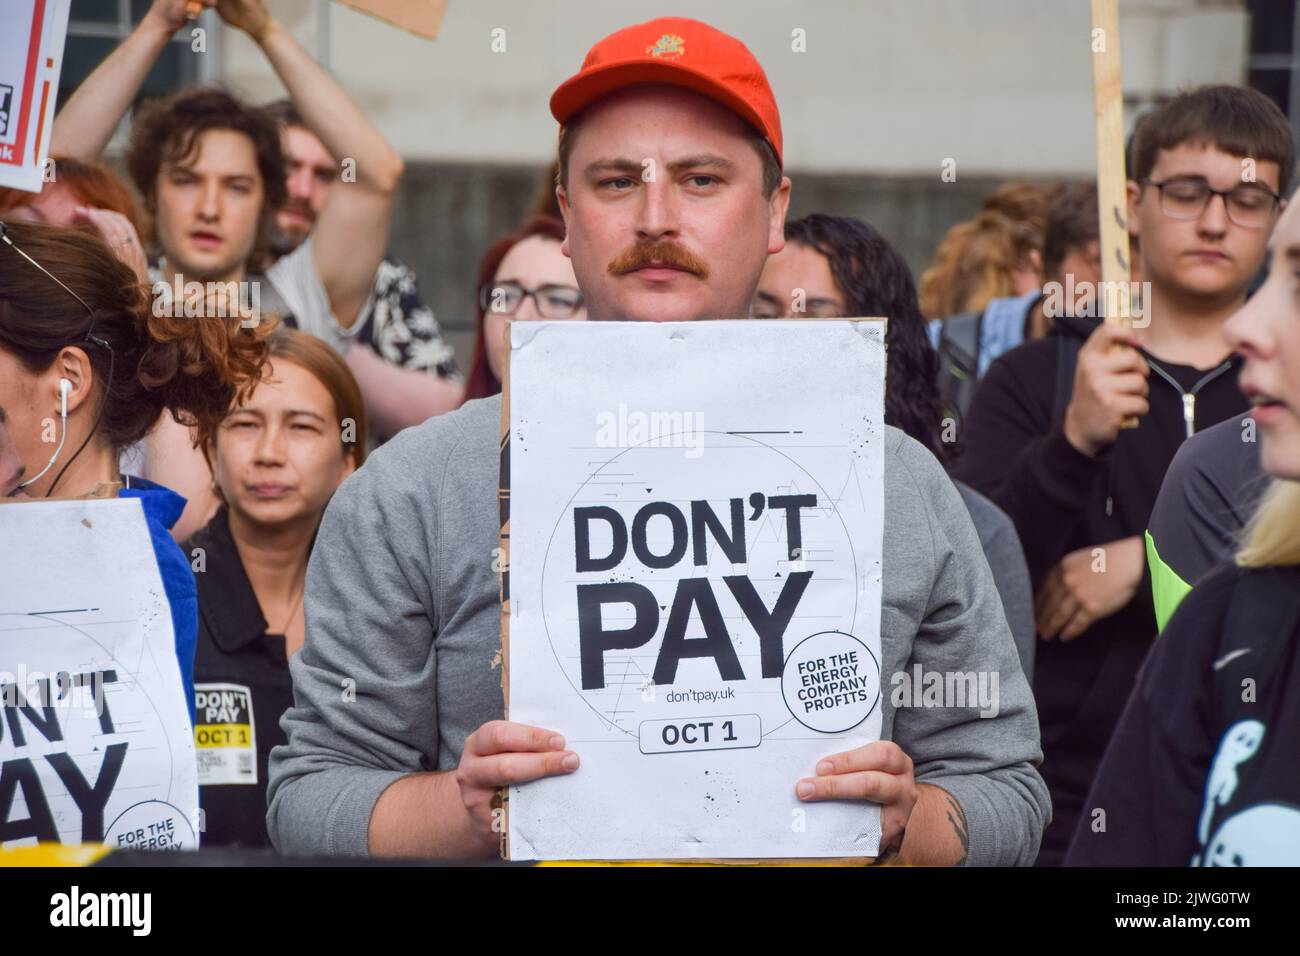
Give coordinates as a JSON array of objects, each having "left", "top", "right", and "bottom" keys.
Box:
[
  {"left": 538, "top": 430, "right": 862, "bottom": 739},
  {"left": 105, "top": 799, "right": 197, "bottom": 850},
  {"left": 780, "top": 630, "right": 881, "bottom": 733}
]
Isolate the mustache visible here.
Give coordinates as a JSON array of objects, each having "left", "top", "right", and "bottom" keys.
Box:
[
  {"left": 282, "top": 200, "right": 316, "bottom": 221},
  {"left": 607, "top": 240, "right": 710, "bottom": 279}
]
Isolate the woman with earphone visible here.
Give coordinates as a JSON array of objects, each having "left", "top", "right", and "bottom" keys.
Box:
[{"left": 0, "top": 220, "right": 268, "bottom": 723}]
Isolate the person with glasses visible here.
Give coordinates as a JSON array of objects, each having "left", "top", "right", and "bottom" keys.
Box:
[
  {"left": 0, "top": 220, "right": 268, "bottom": 727},
  {"left": 1068, "top": 194, "right": 1300, "bottom": 866},
  {"left": 952, "top": 84, "right": 1292, "bottom": 865},
  {"left": 462, "top": 215, "right": 587, "bottom": 403}
]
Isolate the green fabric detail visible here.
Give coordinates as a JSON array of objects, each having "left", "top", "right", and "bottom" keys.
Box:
[{"left": 1147, "top": 528, "right": 1192, "bottom": 634}]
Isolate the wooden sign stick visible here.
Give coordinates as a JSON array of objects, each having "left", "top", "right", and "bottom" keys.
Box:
[{"left": 1090, "top": 0, "right": 1140, "bottom": 427}]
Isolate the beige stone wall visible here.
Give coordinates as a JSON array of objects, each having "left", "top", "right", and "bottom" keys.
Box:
[{"left": 217, "top": 0, "right": 1248, "bottom": 177}]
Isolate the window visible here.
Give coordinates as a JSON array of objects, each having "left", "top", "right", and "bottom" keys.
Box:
[
  {"left": 1246, "top": 0, "right": 1300, "bottom": 154},
  {"left": 60, "top": 0, "right": 221, "bottom": 131}
]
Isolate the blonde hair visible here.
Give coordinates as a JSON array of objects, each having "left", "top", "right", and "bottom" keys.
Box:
[
  {"left": 1237, "top": 481, "right": 1300, "bottom": 568},
  {"left": 919, "top": 211, "right": 1041, "bottom": 320}
]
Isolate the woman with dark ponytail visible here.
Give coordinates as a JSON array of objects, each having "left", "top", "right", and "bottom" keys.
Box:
[{"left": 0, "top": 220, "right": 269, "bottom": 719}]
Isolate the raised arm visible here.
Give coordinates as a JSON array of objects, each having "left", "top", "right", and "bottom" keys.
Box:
[
  {"left": 344, "top": 346, "right": 465, "bottom": 437},
  {"left": 217, "top": 0, "right": 404, "bottom": 329},
  {"left": 51, "top": 0, "right": 215, "bottom": 161}
]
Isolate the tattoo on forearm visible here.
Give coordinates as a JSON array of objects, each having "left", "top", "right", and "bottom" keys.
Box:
[{"left": 944, "top": 793, "right": 969, "bottom": 866}]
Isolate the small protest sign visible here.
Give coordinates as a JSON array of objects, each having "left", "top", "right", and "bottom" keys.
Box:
[
  {"left": 0, "top": 498, "right": 198, "bottom": 850},
  {"left": 0, "top": 0, "right": 71, "bottom": 193}
]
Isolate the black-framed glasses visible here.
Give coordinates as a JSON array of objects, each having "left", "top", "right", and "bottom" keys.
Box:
[
  {"left": 1143, "top": 177, "right": 1281, "bottom": 229},
  {"left": 0, "top": 221, "right": 110, "bottom": 352},
  {"left": 479, "top": 281, "right": 584, "bottom": 319}
]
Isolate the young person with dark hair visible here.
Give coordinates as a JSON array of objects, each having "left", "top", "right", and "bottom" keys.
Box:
[
  {"left": 953, "top": 84, "right": 1293, "bottom": 865},
  {"left": 0, "top": 219, "right": 267, "bottom": 720},
  {"left": 50, "top": 0, "right": 404, "bottom": 535},
  {"left": 462, "top": 215, "right": 584, "bottom": 403},
  {"left": 755, "top": 213, "right": 1036, "bottom": 680},
  {"left": 267, "top": 18, "right": 1048, "bottom": 866},
  {"left": 187, "top": 329, "right": 366, "bottom": 847},
  {"left": 1067, "top": 195, "right": 1300, "bottom": 866}
]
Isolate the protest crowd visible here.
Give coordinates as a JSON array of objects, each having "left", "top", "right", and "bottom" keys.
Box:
[{"left": 2, "top": 0, "right": 1299, "bottom": 869}]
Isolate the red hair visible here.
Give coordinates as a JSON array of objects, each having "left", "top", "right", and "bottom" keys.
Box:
[
  {"left": 0, "top": 156, "right": 143, "bottom": 234},
  {"left": 462, "top": 215, "right": 568, "bottom": 403}
]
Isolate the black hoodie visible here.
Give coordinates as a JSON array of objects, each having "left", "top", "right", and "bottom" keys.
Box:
[{"left": 952, "top": 313, "right": 1247, "bottom": 865}]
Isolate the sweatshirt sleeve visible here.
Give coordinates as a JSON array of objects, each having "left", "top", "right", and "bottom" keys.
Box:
[
  {"left": 953, "top": 346, "right": 1105, "bottom": 585},
  {"left": 890, "top": 436, "right": 1051, "bottom": 866},
  {"left": 265, "top": 417, "right": 464, "bottom": 857}
]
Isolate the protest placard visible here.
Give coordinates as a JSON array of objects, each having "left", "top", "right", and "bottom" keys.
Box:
[
  {"left": 0, "top": 0, "right": 71, "bottom": 193},
  {"left": 0, "top": 498, "right": 199, "bottom": 850},
  {"left": 335, "top": 0, "right": 448, "bottom": 40},
  {"left": 502, "top": 319, "right": 886, "bottom": 860}
]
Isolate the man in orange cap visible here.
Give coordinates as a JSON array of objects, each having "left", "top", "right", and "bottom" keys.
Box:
[{"left": 268, "top": 17, "right": 1048, "bottom": 866}]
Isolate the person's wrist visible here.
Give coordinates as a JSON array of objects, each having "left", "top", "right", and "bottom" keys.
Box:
[
  {"left": 142, "top": 9, "right": 181, "bottom": 40},
  {"left": 248, "top": 14, "right": 278, "bottom": 47},
  {"left": 1062, "top": 413, "right": 1100, "bottom": 459}
]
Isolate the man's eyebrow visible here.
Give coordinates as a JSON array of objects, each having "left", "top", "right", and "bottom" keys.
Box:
[
  {"left": 287, "top": 409, "right": 328, "bottom": 423},
  {"left": 665, "top": 155, "right": 735, "bottom": 174},
  {"left": 581, "top": 158, "right": 644, "bottom": 178},
  {"left": 754, "top": 290, "right": 782, "bottom": 304}
]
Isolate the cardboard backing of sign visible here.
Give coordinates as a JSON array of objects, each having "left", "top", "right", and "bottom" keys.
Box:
[{"left": 334, "top": 0, "right": 448, "bottom": 40}]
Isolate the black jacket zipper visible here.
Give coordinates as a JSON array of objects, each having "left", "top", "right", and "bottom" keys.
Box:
[{"left": 1144, "top": 356, "right": 1236, "bottom": 439}]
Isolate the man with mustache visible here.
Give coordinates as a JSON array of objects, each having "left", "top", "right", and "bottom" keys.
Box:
[{"left": 268, "top": 17, "right": 1049, "bottom": 865}]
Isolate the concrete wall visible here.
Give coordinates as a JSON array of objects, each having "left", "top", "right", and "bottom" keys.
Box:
[
  {"left": 222, "top": 0, "right": 1249, "bottom": 175},
  {"left": 212, "top": 0, "right": 1250, "bottom": 366}
]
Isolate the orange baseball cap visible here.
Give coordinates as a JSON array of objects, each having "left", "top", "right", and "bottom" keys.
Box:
[{"left": 550, "top": 17, "right": 783, "bottom": 168}]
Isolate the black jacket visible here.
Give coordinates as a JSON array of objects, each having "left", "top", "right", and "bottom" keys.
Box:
[
  {"left": 952, "top": 314, "right": 1247, "bottom": 864},
  {"left": 1066, "top": 563, "right": 1300, "bottom": 866},
  {"left": 184, "top": 507, "right": 296, "bottom": 849}
]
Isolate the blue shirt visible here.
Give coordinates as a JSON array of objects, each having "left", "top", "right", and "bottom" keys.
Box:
[{"left": 119, "top": 476, "right": 196, "bottom": 726}]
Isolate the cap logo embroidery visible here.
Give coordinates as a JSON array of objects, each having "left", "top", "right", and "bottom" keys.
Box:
[{"left": 646, "top": 34, "right": 685, "bottom": 59}]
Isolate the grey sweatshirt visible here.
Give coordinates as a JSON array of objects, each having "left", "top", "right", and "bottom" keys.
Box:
[
  {"left": 267, "top": 394, "right": 1050, "bottom": 864},
  {"left": 955, "top": 482, "right": 1036, "bottom": 682}
]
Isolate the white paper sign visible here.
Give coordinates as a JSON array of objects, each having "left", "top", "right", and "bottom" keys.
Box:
[
  {"left": 0, "top": 498, "right": 199, "bottom": 850},
  {"left": 0, "top": 0, "right": 71, "bottom": 193},
  {"left": 505, "top": 319, "right": 886, "bottom": 860}
]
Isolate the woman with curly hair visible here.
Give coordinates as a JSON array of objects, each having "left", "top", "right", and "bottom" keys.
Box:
[
  {"left": 755, "top": 213, "right": 1035, "bottom": 678},
  {"left": 0, "top": 220, "right": 269, "bottom": 722}
]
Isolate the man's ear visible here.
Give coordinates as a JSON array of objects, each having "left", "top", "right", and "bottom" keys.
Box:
[
  {"left": 767, "top": 175, "right": 792, "bottom": 255},
  {"left": 557, "top": 184, "right": 572, "bottom": 257},
  {"left": 1126, "top": 180, "right": 1143, "bottom": 239},
  {"left": 53, "top": 346, "right": 95, "bottom": 415},
  {"left": 338, "top": 449, "right": 357, "bottom": 485}
]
